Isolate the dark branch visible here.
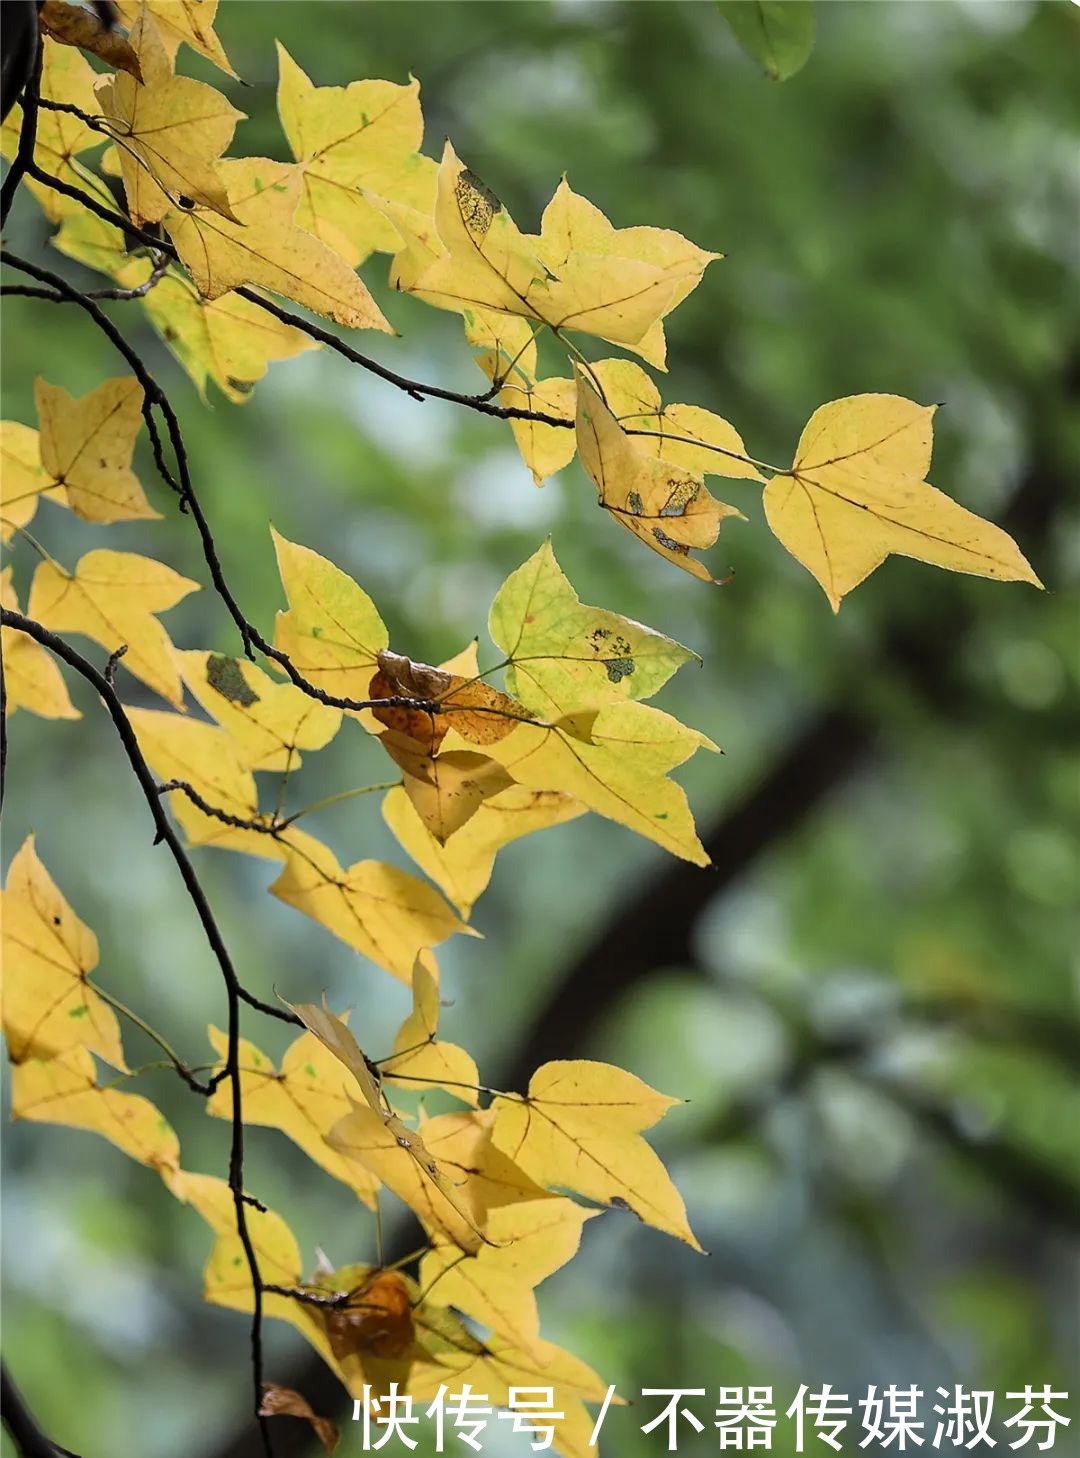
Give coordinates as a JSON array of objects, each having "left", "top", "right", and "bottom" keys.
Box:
[
  {"left": 0, "top": 22, "right": 41, "bottom": 226},
  {"left": 0, "top": 609, "right": 275, "bottom": 1457},
  {"left": 1, "top": 1360, "right": 82, "bottom": 1458}
]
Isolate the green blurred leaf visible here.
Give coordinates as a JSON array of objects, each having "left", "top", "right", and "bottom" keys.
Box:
[{"left": 720, "top": 0, "right": 815, "bottom": 81}]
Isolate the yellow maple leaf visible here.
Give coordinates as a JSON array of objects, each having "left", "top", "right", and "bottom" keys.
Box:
[
  {"left": 162, "top": 158, "right": 392, "bottom": 331},
  {"left": 95, "top": 11, "right": 243, "bottom": 226},
  {"left": 764, "top": 393, "right": 1043, "bottom": 609},
  {"left": 284, "top": 999, "right": 489, "bottom": 1253},
  {"left": 462, "top": 307, "right": 577, "bottom": 484},
  {"left": 271, "top": 529, "right": 390, "bottom": 702},
  {"left": 12, "top": 1045, "right": 178, "bottom": 1172},
  {"left": 141, "top": 270, "right": 319, "bottom": 404},
  {"left": 276, "top": 43, "right": 437, "bottom": 267},
  {"left": 115, "top": 0, "right": 236, "bottom": 77},
  {"left": 489, "top": 541, "right": 695, "bottom": 719},
  {"left": 1, "top": 836, "right": 124, "bottom": 1068},
  {"left": 576, "top": 370, "right": 742, "bottom": 582},
  {"left": 391, "top": 143, "right": 716, "bottom": 358},
  {"left": 491, "top": 1059, "right": 703, "bottom": 1251},
  {"left": 534, "top": 177, "right": 719, "bottom": 369},
  {"left": 328, "top": 1105, "right": 544, "bottom": 1255},
  {"left": 381, "top": 952, "right": 480, "bottom": 1104},
  {"left": 270, "top": 838, "right": 475, "bottom": 983},
  {"left": 587, "top": 357, "right": 764, "bottom": 482},
  {"left": 0, "top": 571, "right": 79, "bottom": 719},
  {"left": 478, "top": 703, "right": 715, "bottom": 865},
  {"left": 383, "top": 782, "right": 585, "bottom": 920},
  {"left": 0, "top": 420, "right": 64, "bottom": 542},
  {"left": 165, "top": 1168, "right": 338, "bottom": 1368},
  {"left": 35, "top": 375, "right": 159, "bottom": 524},
  {"left": 178, "top": 649, "right": 342, "bottom": 771},
  {"left": 204, "top": 1024, "right": 379, "bottom": 1208},
  {"left": 27, "top": 549, "right": 198, "bottom": 707},
  {"left": 381, "top": 735, "right": 513, "bottom": 845},
  {"left": 418, "top": 1197, "right": 598, "bottom": 1355}
]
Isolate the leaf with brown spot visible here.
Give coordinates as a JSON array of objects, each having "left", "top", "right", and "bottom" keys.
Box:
[
  {"left": 576, "top": 370, "right": 744, "bottom": 583},
  {"left": 35, "top": 376, "right": 158, "bottom": 525}
]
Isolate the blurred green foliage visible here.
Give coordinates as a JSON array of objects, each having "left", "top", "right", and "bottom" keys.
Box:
[{"left": 2, "top": 4, "right": 1077, "bottom": 1457}]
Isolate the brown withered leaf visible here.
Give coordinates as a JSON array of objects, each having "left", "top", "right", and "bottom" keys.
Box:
[
  {"left": 259, "top": 1384, "right": 340, "bottom": 1455},
  {"left": 40, "top": 1, "right": 143, "bottom": 80},
  {"left": 369, "top": 649, "right": 532, "bottom": 755}
]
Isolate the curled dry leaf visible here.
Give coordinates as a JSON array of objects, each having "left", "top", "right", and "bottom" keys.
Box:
[
  {"left": 40, "top": 0, "right": 143, "bottom": 80},
  {"left": 259, "top": 1384, "right": 340, "bottom": 1455}
]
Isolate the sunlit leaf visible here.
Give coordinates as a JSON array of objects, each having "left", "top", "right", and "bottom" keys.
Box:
[
  {"left": 276, "top": 43, "right": 436, "bottom": 266},
  {"left": 763, "top": 394, "right": 1043, "bottom": 609},
  {"left": 162, "top": 158, "right": 393, "bottom": 331},
  {"left": 95, "top": 11, "right": 242, "bottom": 225},
  {"left": 381, "top": 952, "right": 480, "bottom": 1104},
  {"left": 12, "top": 1046, "right": 178, "bottom": 1172},
  {"left": 491, "top": 1060, "right": 703, "bottom": 1250},
  {"left": 28, "top": 550, "right": 198, "bottom": 707},
  {"left": 1, "top": 836, "right": 123, "bottom": 1067},
  {"left": 1, "top": 571, "right": 80, "bottom": 719},
  {"left": 35, "top": 375, "right": 159, "bottom": 524},
  {"left": 489, "top": 541, "right": 695, "bottom": 719}
]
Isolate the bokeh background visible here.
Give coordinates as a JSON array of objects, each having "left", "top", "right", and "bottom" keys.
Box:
[{"left": 2, "top": 3, "right": 1078, "bottom": 1456}]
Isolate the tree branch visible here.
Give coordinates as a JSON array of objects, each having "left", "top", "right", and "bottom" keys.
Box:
[
  {"left": 1, "top": 1361, "right": 82, "bottom": 1458},
  {"left": 0, "top": 609, "right": 276, "bottom": 1456},
  {"left": 0, "top": 24, "right": 41, "bottom": 227}
]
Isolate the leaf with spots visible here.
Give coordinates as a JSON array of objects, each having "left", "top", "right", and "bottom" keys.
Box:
[
  {"left": 276, "top": 43, "right": 437, "bottom": 267},
  {"left": 491, "top": 1060, "right": 703, "bottom": 1251},
  {"left": 1, "top": 836, "right": 124, "bottom": 1068},
  {"left": 1, "top": 572, "right": 80, "bottom": 720},
  {"left": 576, "top": 370, "right": 743, "bottom": 582},
  {"left": 12, "top": 1046, "right": 178, "bottom": 1173},
  {"left": 489, "top": 541, "right": 696, "bottom": 719},
  {"left": 392, "top": 143, "right": 717, "bottom": 359},
  {"left": 162, "top": 158, "right": 393, "bottom": 331},
  {"left": 178, "top": 649, "right": 342, "bottom": 772},
  {"left": 763, "top": 394, "right": 1042, "bottom": 609},
  {"left": 33, "top": 376, "right": 159, "bottom": 525}
]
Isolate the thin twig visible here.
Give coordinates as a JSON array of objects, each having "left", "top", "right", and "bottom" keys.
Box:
[{"left": 0, "top": 608, "right": 275, "bottom": 1454}]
